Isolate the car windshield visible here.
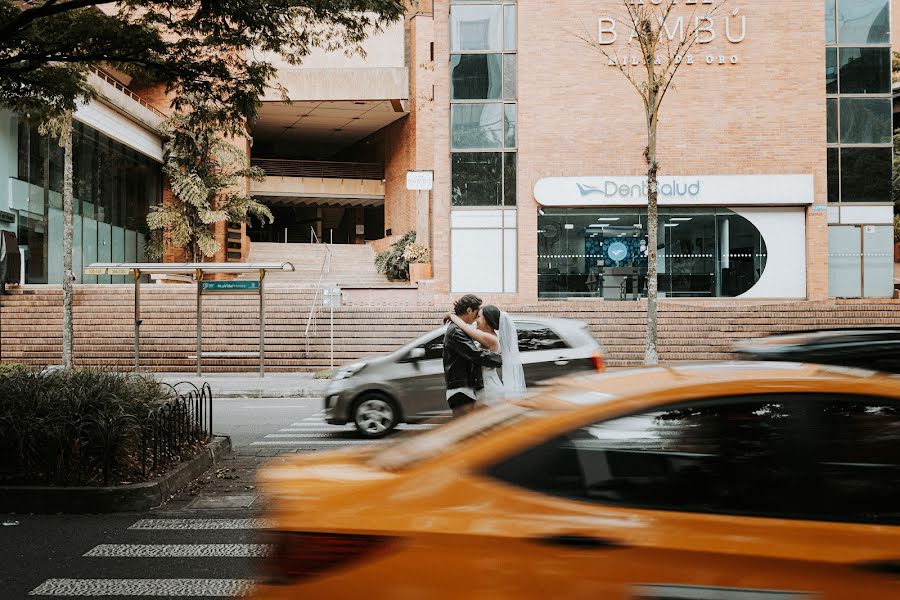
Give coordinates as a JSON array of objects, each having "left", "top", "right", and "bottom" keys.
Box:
[{"left": 369, "top": 403, "right": 533, "bottom": 471}]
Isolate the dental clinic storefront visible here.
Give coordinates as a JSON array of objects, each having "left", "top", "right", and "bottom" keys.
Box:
[{"left": 534, "top": 175, "right": 812, "bottom": 300}]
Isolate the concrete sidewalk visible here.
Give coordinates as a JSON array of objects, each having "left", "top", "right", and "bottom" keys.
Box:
[{"left": 154, "top": 372, "right": 331, "bottom": 399}]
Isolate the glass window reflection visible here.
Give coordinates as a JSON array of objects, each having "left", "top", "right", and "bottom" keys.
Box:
[
  {"left": 839, "top": 98, "right": 892, "bottom": 143},
  {"left": 840, "top": 147, "right": 892, "bottom": 201},
  {"left": 451, "top": 54, "right": 502, "bottom": 100},
  {"left": 452, "top": 103, "right": 504, "bottom": 149},
  {"left": 839, "top": 47, "right": 891, "bottom": 94},
  {"left": 451, "top": 5, "right": 502, "bottom": 51},
  {"left": 836, "top": 0, "right": 889, "bottom": 44},
  {"left": 537, "top": 208, "right": 767, "bottom": 299}
]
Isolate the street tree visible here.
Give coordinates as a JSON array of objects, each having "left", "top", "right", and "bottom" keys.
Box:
[
  {"left": 579, "top": 0, "right": 728, "bottom": 365},
  {"left": 0, "top": 0, "right": 407, "bottom": 367},
  {"left": 147, "top": 103, "right": 274, "bottom": 263}
]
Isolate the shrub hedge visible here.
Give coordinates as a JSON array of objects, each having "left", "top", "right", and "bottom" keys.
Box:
[{"left": 0, "top": 367, "right": 176, "bottom": 486}]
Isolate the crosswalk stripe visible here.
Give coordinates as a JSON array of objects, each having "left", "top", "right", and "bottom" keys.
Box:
[
  {"left": 278, "top": 427, "right": 351, "bottom": 432},
  {"left": 28, "top": 578, "right": 255, "bottom": 597},
  {"left": 84, "top": 544, "right": 273, "bottom": 558},
  {"left": 128, "top": 519, "right": 271, "bottom": 531},
  {"left": 265, "top": 433, "right": 363, "bottom": 439},
  {"left": 250, "top": 440, "right": 377, "bottom": 446}
]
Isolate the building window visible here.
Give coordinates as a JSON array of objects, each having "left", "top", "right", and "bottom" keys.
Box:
[
  {"left": 450, "top": 0, "right": 517, "bottom": 294},
  {"left": 825, "top": 1, "right": 892, "bottom": 206},
  {"left": 537, "top": 208, "right": 768, "bottom": 300},
  {"left": 13, "top": 118, "right": 160, "bottom": 284}
]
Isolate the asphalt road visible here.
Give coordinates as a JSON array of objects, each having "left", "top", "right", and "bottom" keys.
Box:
[{"left": 3, "top": 397, "right": 439, "bottom": 598}]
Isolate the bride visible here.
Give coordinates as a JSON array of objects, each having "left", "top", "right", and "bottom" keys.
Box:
[{"left": 445, "top": 305, "right": 526, "bottom": 405}]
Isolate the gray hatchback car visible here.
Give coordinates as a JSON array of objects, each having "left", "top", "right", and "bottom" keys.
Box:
[{"left": 324, "top": 316, "right": 605, "bottom": 437}]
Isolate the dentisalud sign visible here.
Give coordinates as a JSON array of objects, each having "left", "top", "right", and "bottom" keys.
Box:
[{"left": 533, "top": 175, "right": 814, "bottom": 207}]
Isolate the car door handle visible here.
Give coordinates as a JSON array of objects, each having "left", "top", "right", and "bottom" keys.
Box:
[
  {"left": 856, "top": 560, "right": 900, "bottom": 576},
  {"left": 534, "top": 534, "right": 625, "bottom": 550}
]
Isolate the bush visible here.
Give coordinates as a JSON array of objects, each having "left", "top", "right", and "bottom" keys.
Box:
[
  {"left": 375, "top": 231, "right": 416, "bottom": 281},
  {"left": 0, "top": 369, "right": 177, "bottom": 486},
  {"left": 402, "top": 242, "right": 430, "bottom": 264}
]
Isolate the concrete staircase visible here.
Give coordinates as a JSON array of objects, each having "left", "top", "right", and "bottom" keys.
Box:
[
  {"left": 2, "top": 285, "right": 899, "bottom": 373},
  {"left": 245, "top": 242, "right": 411, "bottom": 288}
]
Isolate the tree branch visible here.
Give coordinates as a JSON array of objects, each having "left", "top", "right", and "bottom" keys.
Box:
[{"left": 0, "top": 0, "right": 120, "bottom": 41}]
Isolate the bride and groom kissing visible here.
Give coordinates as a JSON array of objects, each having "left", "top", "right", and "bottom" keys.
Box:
[{"left": 442, "top": 294, "right": 526, "bottom": 418}]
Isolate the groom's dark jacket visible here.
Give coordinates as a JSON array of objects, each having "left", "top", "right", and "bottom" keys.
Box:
[{"left": 443, "top": 322, "right": 503, "bottom": 392}]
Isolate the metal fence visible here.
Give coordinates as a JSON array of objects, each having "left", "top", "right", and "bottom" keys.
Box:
[
  {"left": 144, "top": 382, "right": 213, "bottom": 478},
  {"left": 251, "top": 158, "right": 384, "bottom": 180}
]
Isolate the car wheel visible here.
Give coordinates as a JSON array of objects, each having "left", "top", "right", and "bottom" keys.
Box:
[{"left": 352, "top": 394, "right": 399, "bottom": 439}]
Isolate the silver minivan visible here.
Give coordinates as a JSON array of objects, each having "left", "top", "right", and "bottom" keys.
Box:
[{"left": 324, "top": 317, "right": 605, "bottom": 437}]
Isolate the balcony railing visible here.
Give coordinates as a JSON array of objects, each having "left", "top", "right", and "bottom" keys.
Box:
[
  {"left": 251, "top": 158, "right": 384, "bottom": 180},
  {"left": 92, "top": 67, "right": 167, "bottom": 119}
]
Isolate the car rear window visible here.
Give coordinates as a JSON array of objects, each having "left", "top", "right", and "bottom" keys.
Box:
[{"left": 516, "top": 322, "right": 569, "bottom": 352}]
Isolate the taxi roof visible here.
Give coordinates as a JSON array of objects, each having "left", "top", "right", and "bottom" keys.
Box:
[{"left": 540, "top": 361, "right": 900, "bottom": 407}]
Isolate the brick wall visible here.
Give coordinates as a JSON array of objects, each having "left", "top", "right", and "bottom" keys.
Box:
[
  {"left": 429, "top": 0, "right": 827, "bottom": 302},
  {"left": 1, "top": 286, "right": 897, "bottom": 372}
]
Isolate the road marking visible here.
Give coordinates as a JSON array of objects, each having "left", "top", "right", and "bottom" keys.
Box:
[
  {"left": 28, "top": 578, "right": 255, "bottom": 597},
  {"left": 250, "top": 440, "right": 377, "bottom": 446},
  {"left": 265, "top": 433, "right": 364, "bottom": 439},
  {"left": 84, "top": 544, "right": 274, "bottom": 558},
  {"left": 278, "top": 427, "right": 351, "bottom": 433},
  {"left": 128, "top": 518, "right": 271, "bottom": 531}
]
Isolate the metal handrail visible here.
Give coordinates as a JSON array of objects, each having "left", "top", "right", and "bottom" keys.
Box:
[
  {"left": 251, "top": 158, "right": 384, "bottom": 180},
  {"left": 91, "top": 67, "right": 167, "bottom": 119},
  {"left": 303, "top": 228, "right": 333, "bottom": 356}
]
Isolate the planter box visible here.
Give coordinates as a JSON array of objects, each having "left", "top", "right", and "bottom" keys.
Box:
[{"left": 410, "top": 263, "right": 432, "bottom": 282}]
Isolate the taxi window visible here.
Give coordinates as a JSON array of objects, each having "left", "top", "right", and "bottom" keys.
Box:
[
  {"left": 808, "top": 395, "right": 900, "bottom": 525},
  {"left": 485, "top": 394, "right": 814, "bottom": 520}
]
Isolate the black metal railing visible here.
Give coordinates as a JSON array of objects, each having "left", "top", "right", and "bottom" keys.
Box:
[
  {"left": 251, "top": 158, "right": 384, "bottom": 180},
  {"left": 144, "top": 382, "right": 213, "bottom": 478}
]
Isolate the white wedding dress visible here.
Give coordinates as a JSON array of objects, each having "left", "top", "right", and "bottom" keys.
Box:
[
  {"left": 480, "top": 347, "right": 506, "bottom": 406},
  {"left": 478, "top": 312, "right": 526, "bottom": 406}
]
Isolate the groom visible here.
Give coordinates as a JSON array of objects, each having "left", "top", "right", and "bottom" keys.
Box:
[{"left": 443, "top": 294, "right": 502, "bottom": 418}]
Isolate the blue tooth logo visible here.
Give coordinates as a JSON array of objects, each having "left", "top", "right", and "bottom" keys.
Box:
[{"left": 577, "top": 183, "right": 602, "bottom": 197}]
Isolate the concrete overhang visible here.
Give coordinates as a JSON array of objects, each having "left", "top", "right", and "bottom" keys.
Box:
[
  {"left": 251, "top": 175, "right": 385, "bottom": 199},
  {"left": 262, "top": 66, "right": 409, "bottom": 104}
]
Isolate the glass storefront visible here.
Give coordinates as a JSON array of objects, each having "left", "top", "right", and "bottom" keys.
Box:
[
  {"left": 538, "top": 208, "right": 767, "bottom": 300},
  {"left": 14, "top": 119, "right": 160, "bottom": 284}
]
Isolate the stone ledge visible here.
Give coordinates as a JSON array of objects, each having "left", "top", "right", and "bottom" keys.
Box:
[{"left": 0, "top": 436, "right": 231, "bottom": 514}]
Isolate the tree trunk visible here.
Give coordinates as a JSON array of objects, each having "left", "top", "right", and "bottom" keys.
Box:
[
  {"left": 644, "top": 101, "right": 660, "bottom": 366},
  {"left": 62, "top": 117, "right": 74, "bottom": 369}
]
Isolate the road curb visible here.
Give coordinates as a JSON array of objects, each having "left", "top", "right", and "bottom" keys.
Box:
[{"left": 0, "top": 436, "right": 231, "bottom": 514}]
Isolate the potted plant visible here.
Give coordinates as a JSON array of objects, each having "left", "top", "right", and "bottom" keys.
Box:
[
  {"left": 403, "top": 241, "right": 432, "bottom": 282},
  {"left": 375, "top": 231, "right": 416, "bottom": 281},
  {"left": 894, "top": 214, "right": 900, "bottom": 263}
]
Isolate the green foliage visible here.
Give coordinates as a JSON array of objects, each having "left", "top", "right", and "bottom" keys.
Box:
[
  {"left": 0, "top": 1, "right": 407, "bottom": 125},
  {"left": 894, "top": 214, "right": 899, "bottom": 244},
  {"left": 147, "top": 105, "right": 274, "bottom": 261},
  {"left": 314, "top": 370, "right": 334, "bottom": 380},
  {"left": 893, "top": 51, "right": 900, "bottom": 84},
  {"left": 375, "top": 231, "right": 416, "bottom": 281},
  {"left": 0, "top": 368, "right": 175, "bottom": 486}
]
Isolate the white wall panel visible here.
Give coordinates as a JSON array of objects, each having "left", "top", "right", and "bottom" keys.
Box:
[{"left": 732, "top": 208, "right": 807, "bottom": 299}]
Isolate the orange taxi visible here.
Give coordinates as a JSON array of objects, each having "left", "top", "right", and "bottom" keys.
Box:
[{"left": 253, "top": 363, "right": 900, "bottom": 599}]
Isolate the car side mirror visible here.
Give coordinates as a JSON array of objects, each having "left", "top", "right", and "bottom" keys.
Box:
[{"left": 408, "top": 347, "right": 426, "bottom": 361}]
